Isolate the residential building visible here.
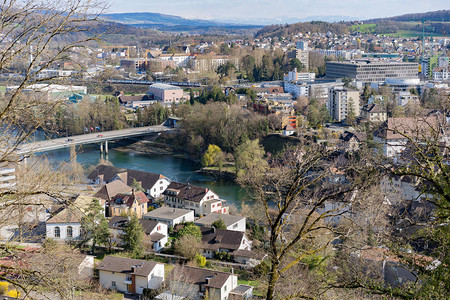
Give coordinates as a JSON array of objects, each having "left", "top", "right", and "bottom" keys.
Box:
[
  {"left": 361, "top": 103, "right": 387, "bottom": 123},
  {"left": 374, "top": 116, "right": 441, "bottom": 157},
  {"left": 283, "top": 81, "right": 309, "bottom": 98},
  {"left": 282, "top": 124, "right": 295, "bottom": 136},
  {"left": 143, "top": 207, "right": 195, "bottom": 228},
  {"left": 339, "top": 131, "right": 367, "bottom": 152},
  {"left": 380, "top": 175, "right": 431, "bottom": 205},
  {"left": 108, "top": 216, "right": 168, "bottom": 252},
  {"left": 194, "top": 214, "right": 246, "bottom": 232},
  {"left": 0, "top": 162, "right": 16, "bottom": 189},
  {"left": 326, "top": 60, "right": 419, "bottom": 83},
  {"left": 287, "top": 49, "right": 309, "bottom": 70},
  {"left": 94, "top": 180, "right": 133, "bottom": 205},
  {"left": 97, "top": 256, "right": 164, "bottom": 295},
  {"left": 395, "top": 91, "right": 419, "bottom": 107},
  {"left": 107, "top": 190, "right": 149, "bottom": 217},
  {"left": 283, "top": 68, "right": 315, "bottom": 82},
  {"left": 45, "top": 194, "right": 95, "bottom": 241},
  {"left": 164, "top": 265, "right": 239, "bottom": 300},
  {"left": 163, "top": 182, "right": 228, "bottom": 216},
  {"left": 200, "top": 227, "right": 252, "bottom": 259},
  {"left": 309, "top": 81, "right": 344, "bottom": 106},
  {"left": 147, "top": 83, "right": 185, "bottom": 103},
  {"left": 88, "top": 164, "right": 171, "bottom": 200},
  {"left": 229, "top": 285, "right": 254, "bottom": 300},
  {"left": 432, "top": 67, "right": 449, "bottom": 81},
  {"left": 328, "top": 87, "right": 360, "bottom": 122}
]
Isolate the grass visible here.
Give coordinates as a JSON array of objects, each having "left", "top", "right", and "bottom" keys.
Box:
[
  {"left": 261, "top": 134, "right": 301, "bottom": 155},
  {"left": 238, "top": 279, "right": 265, "bottom": 296},
  {"left": 382, "top": 30, "right": 445, "bottom": 38},
  {"left": 351, "top": 23, "right": 376, "bottom": 33}
]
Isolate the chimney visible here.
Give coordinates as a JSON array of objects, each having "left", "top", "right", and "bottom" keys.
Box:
[{"left": 205, "top": 275, "right": 213, "bottom": 285}]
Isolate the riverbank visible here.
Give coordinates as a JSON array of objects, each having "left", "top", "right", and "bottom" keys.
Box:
[
  {"left": 196, "top": 166, "right": 237, "bottom": 181},
  {"left": 116, "top": 140, "right": 239, "bottom": 183}
]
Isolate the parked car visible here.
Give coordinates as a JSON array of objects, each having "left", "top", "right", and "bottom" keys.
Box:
[
  {"left": 97, "top": 134, "right": 103, "bottom": 137},
  {"left": 67, "top": 138, "right": 74, "bottom": 141}
]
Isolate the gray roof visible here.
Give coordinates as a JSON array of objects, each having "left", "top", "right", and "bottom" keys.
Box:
[
  {"left": 194, "top": 214, "right": 245, "bottom": 228},
  {"left": 200, "top": 227, "right": 244, "bottom": 251},
  {"left": 96, "top": 256, "right": 160, "bottom": 277},
  {"left": 171, "top": 265, "right": 233, "bottom": 289},
  {"left": 230, "top": 285, "right": 253, "bottom": 295},
  {"left": 144, "top": 207, "right": 193, "bottom": 221}
]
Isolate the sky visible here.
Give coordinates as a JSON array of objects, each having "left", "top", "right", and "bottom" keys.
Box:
[{"left": 108, "top": 0, "right": 449, "bottom": 22}]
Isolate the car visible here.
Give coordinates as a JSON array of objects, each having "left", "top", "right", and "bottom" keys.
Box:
[
  {"left": 97, "top": 134, "right": 103, "bottom": 137},
  {"left": 67, "top": 138, "right": 74, "bottom": 141}
]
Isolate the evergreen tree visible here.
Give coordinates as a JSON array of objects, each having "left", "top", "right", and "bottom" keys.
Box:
[
  {"left": 81, "top": 199, "right": 110, "bottom": 255},
  {"left": 122, "top": 214, "right": 144, "bottom": 258}
]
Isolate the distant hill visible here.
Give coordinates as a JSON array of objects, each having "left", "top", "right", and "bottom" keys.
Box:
[
  {"left": 367, "top": 9, "right": 450, "bottom": 22},
  {"left": 102, "top": 12, "right": 226, "bottom": 27}
]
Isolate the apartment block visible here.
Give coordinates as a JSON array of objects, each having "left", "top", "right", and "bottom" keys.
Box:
[{"left": 328, "top": 88, "right": 360, "bottom": 122}]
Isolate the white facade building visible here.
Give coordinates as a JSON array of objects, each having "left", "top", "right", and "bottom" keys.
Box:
[{"left": 97, "top": 256, "right": 164, "bottom": 295}]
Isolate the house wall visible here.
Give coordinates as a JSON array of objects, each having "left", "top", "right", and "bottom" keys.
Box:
[
  {"left": 78, "top": 256, "right": 94, "bottom": 279},
  {"left": 219, "top": 275, "right": 238, "bottom": 300},
  {"left": 148, "top": 178, "right": 171, "bottom": 199},
  {"left": 227, "top": 219, "right": 246, "bottom": 232},
  {"left": 99, "top": 270, "right": 128, "bottom": 293},
  {"left": 46, "top": 223, "right": 81, "bottom": 240}
]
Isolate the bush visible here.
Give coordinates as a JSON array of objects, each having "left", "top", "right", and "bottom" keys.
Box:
[
  {"left": 195, "top": 253, "right": 207, "bottom": 267},
  {"left": 214, "top": 251, "right": 231, "bottom": 261}
]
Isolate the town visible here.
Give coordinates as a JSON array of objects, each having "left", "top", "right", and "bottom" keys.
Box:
[{"left": 0, "top": 1, "right": 449, "bottom": 300}]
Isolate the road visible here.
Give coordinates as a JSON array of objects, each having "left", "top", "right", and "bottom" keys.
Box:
[{"left": 17, "top": 125, "right": 171, "bottom": 155}]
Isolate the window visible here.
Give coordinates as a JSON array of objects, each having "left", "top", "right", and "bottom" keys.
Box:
[
  {"left": 67, "top": 226, "right": 73, "bottom": 238},
  {"left": 233, "top": 223, "right": 238, "bottom": 228},
  {"left": 111, "top": 281, "right": 116, "bottom": 288},
  {"left": 54, "top": 226, "right": 60, "bottom": 238},
  {"left": 160, "top": 186, "right": 163, "bottom": 190}
]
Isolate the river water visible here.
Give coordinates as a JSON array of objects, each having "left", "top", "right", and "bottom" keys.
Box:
[{"left": 41, "top": 143, "right": 250, "bottom": 207}]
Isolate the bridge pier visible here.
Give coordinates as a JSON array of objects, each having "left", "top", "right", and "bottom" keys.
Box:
[
  {"left": 105, "top": 141, "right": 108, "bottom": 155},
  {"left": 100, "top": 142, "right": 103, "bottom": 155}
]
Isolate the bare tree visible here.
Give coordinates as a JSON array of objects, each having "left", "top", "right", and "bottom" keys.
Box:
[
  {"left": 238, "top": 140, "right": 379, "bottom": 299},
  {"left": 0, "top": 0, "right": 106, "bottom": 296}
]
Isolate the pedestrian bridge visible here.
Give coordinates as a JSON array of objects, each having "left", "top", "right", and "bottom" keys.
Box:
[{"left": 17, "top": 124, "right": 172, "bottom": 155}]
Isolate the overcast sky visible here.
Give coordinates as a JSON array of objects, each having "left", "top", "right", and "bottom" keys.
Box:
[{"left": 108, "top": 0, "right": 449, "bottom": 21}]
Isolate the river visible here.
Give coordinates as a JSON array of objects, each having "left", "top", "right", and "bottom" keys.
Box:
[{"left": 40, "top": 142, "right": 251, "bottom": 207}]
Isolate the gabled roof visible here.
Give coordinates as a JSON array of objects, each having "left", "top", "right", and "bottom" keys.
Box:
[
  {"left": 194, "top": 214, "right": 245, "bottom": 228},
  {"left": 46, "top": 194, "right": 95, "bottom": 224},
  {"left": 96, "top": 256, "right": 159, "bottom": 277},
  {"left": 144, "top": 207, "right": 193, "bottom": 221},
  {"left": 163, "top": 182, "right": 211, "bottom": 203},
  {"left": 362, "top": 103, "right": 385, "bottom": 114},
  {"left": 170, "top": 265, "right": 233, "bottom": 289},
  {"left": 94, "top": 180, "right": 133, "bottom": 201},
  {"left": 340, "top": 131, "right": 367, "bottom": 142},
  {"left": 109, "top": 191, "right": 149, "bottom": 208},
  {"left": 108, "top": 216, "right": 160, "bottom": 235},
  {"left": 375, "top": 116, "right": 441, "bottom": 140},
  {"left": 88, "top": 164, "right": 167, "bottom": 191},
  {"left": 200, "top": 227, "right": 244, "bottom": 251},
  {"left": 88, "top": 164, "right": 125, "bottom": 182}
]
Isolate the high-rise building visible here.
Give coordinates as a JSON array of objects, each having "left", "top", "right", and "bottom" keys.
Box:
[
  {"left": 326, "top": 60, "right": 419, "bottom": 83},
  {"left": 328, "top": 87, "right": 360, "bottom": 122},
  {"left": 296, "top": 41, "right": 308, "bottom": 51},
  {"left": 288, "top": 49, "right": 309, "bottom": 71}
]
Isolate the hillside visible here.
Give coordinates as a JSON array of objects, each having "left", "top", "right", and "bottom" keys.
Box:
[{"left": 368, "top": 9, "right": 450, "bottom": 22}]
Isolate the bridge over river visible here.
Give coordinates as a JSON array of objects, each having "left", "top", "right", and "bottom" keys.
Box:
[{"left": 17, "top": 124, "right": 173, "bottom": 155}]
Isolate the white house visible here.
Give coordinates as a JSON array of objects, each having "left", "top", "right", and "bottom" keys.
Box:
[
  {"left": 97, "top": 256, "right": 164, "bottom": 295},
  {"left": 88, "top": 164, "right": 171, "bottom": 200},
  {"left": 108, "top": 216, "right": 168, "bottom": 252},
  {"left": 45, "top": 194, "right": 96, "bottom": 241},
  {"left": 163, "top": 182, "right": 228, "bottom": 216},
  {"left": 200, "top": 227, "right": 252, "bottom": 259},
  {"left": 165, "top": 266, "right": 239, "bottom": 300},
  {"left": 143, "top": 207, "right": 195, "bottom": 228},
  {"left": 194, "top": 214, "right": 246, "bottom": 232}
]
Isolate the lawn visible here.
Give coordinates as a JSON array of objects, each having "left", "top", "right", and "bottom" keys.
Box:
[
  {"left": 238, "top": 279, "right": 265, "bottom": 297},
  {"left": 351, "top": 23, "right": 376, "bottom": 33}
]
